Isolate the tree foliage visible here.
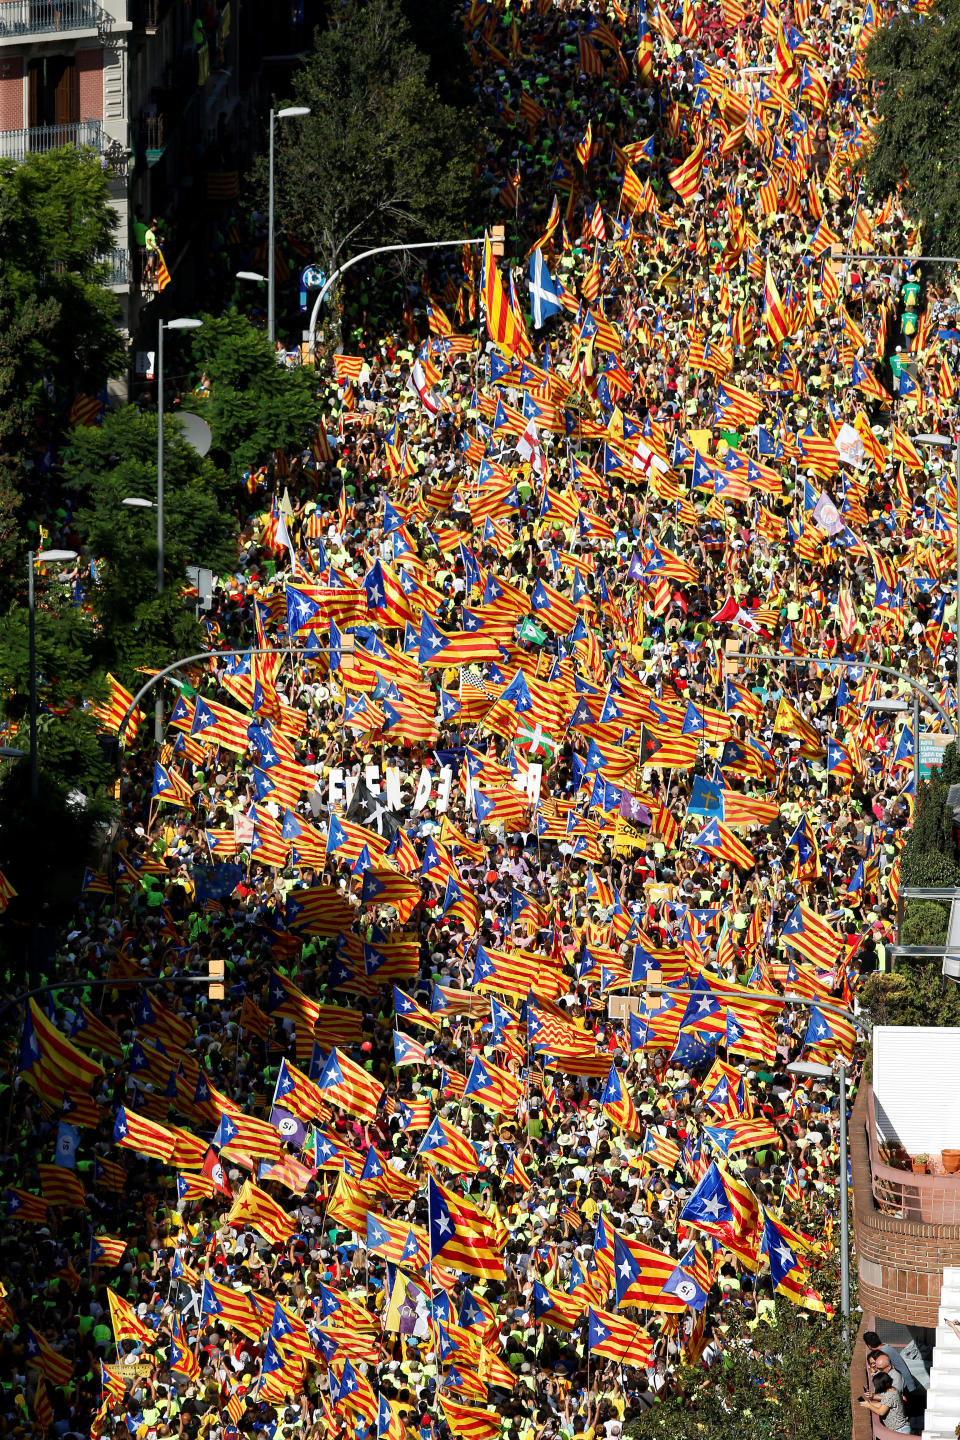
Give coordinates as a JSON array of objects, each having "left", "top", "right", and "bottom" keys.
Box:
[
  {"left": 860, "top": 962, "right": 960, "bottom": 1028},
  {"left": 900, "top": 755, "right": 960, "bottom": 886},
  {"left": 0, "top": 148, "right": 127, "bottom": 604},
  {"left": 899, "top": 898, "right": 949, "bottom": 946},
  {"left": 61, "top": 405, "right": 237, "bottom": 685},
  {"left": 181, "top": 311, "right": 317, "bottom": 485},
  {"left": 0, "top": 587, "right": 115, "bottom": 968},
  {"left": 624, "top": 1304, "right": 851, "bottom": 1440},
  {"left": 398, "top": 0, "right": 473, "bottom": 107},
  {"left": 863, "top": 0, "right": 960, "bottom": 255},
  {"left": 265, "top": 0, "right": 477, "bottom": 279}
]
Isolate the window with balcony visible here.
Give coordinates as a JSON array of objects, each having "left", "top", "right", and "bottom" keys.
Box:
[{"left": 28, "top": 53, "right": 78, "bottom": 128}]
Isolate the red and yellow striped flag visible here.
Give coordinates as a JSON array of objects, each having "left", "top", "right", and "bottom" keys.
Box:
[
  {"left": 587, "top": 1306, "right": 654, "bottom": 1364},
  {"left": 439, "top": 1397, "right": 501, "bottom": 1440},
  {"left": 113, "top": 1107, "right": 177, "bottom": 1162},
  {"left": 87, "top": 672, "right": 142, "bottom": 744},
  {"left": 26, "top": 1328, "right": 72, "bottom": 1386},
  {"left": 0, "top": 870, "right": 16, "bottom": 912},
  {"left": 227, "top": 1180, "right": 295, "bottom": 1246},
  {"left": 33, "top": 1377, "right": 53, "bottom": 1433},
  {"left": 667, "top": 134, "right": 705, "bottom": 203},
  {"left": 315, "top": 1047, "right": 384, "bottom": 1124},
  {"left": 38, "top": 1165, "right": 87, "bottom": 1209},
  {"left": 90, "top": 1234, "right": 128, "bottom": 1266},
  {"left": 333, "top": 354, "right": 364, "bottom": 383},
  {"left": 482, "top": 233, "right": 528, "bottom": 358},
  {"left": 764, "top": 260, "right": 791, "bottom": 344},
  {"left": 170, "top": 1317, "right": 200, "bottom": 1381},
  {"left": 107, "top": 1290, "right": 154, "bottom": 1346},
  {"left": 24, "top": 1000, "right": 104, "bottom": 1093}
]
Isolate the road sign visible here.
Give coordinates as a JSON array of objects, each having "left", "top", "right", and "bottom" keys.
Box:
[
  {"left": 186, "top": 566, "right": 213, "bottom": 613},
  {"left": 301, "top": 265, "right": 326, "bottom": 310},
  {"left": 919, "top": 732, "right": 952, "bottom": 779}
]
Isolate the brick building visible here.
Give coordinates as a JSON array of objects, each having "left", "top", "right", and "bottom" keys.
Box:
[{"left": 851, "top": 1027, "right": 960, "bottom": 1439}]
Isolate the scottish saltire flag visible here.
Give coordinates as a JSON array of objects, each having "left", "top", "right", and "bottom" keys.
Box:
[{"left": 528, "top": 250, "right": 561, "bottom": 328}]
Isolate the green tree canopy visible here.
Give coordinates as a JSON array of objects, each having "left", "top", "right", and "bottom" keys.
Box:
[
  {"left": 0, "top": 581, "right": 115, "bottom": 960},
  {"left": 265, "top": 0, "right": 477, "bottom": 280},
  {"left": 182, "top": 311, "right": 317, "bottom": 485},
  {"left": 624, "top": 1303, "right": 850, "bottom": 1440},
  {"left": 0, "top": 147, "right": 127, "bottom": 603},
  {"left": 900, "top": 753, "right": 960, "bottom": 886},
  {"left": 864, "top": 0, "right": 960, "bottom": 254},
  {"left": 62, "top": 406, "right": 237, "bottom": 685},
  {"left": 861, "top": 962, "right": 960, "bottom": 1027}
]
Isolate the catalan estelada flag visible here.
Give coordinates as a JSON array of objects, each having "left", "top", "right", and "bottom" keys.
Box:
[
  {"left": 22, "top": 1000, "right": 104, "bottom": 1093},
  {"left": 462, "top": 1054, "right": 522, "bottom": 1116},
  {"left": 428, "top": 1177, "right": 506, "bottom": 1281},
  {"left": 315, "top": 1047, "right": 384, "bottom": 1123},
  {"left": 690, "top": 817, "right": 755, "bottom": 871},
  {"left": 69, "top": 1003, "right": 123, "bottom": 1062},
  {"left": 87, "top": 673, "right": 141, "bottom": 744},
  {"left": 89, "top": 1234, "right": 127, "bottom": 1266},
  {"left": 587, "top": 1306, "right": 654, "bottom": 1364},
  {"left": 803, "top": 1003, "right": 857, "bottom": 1061},
  {"left": 170, "top": 1316, "right": 200, "bottom": 1380},
  {"left": 600, "top": 1063, "right": 642, "bottom": 1135},
  {"left": 190, "top": 694, "right": 254, "bottom": 753},
  {"left": 26, "top": 1327, "right": 73, "bottom": 1386},
  {"left": 418, "top": 1115, "right": 481, "bottom": 1175},
  {"left": 611, "top": 1229, "right": 686, "bottom": 1312},
  {"left": 761, "top": 1209, "right": 825, "bottom": 1310},
  {"left": 112, "top": 1106, "right": 176, "bottom": 1162},
  {"left": 200, "top": 1277, "right": 263, "bottom": 1340},
  {"left": 780, "top": 902, "right": 843, "bottom": 966}
]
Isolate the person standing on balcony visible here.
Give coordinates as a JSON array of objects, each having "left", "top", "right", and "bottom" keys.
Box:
[
  {"left": 865, "top": 1330, "right": 931, "bottom": 1395},
  {"left": 868, "top": 1347, "right": 908, "bottom": 1395},
  {"left": 144, "top": 217, "right": 159, "bottom": 283},
  {"left": 859, "top": 1375, "right": 911, "bottom": 1434}
]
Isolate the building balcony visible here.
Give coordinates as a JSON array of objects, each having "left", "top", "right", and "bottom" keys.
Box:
[
  {"left": 852, "top": 1083, "right": 960, "bottom": 1326},
  {"left": 99, "top": 246, "right": 128, "bottom": 289},
  {"left": 0, "top": 119, "right": 103, "bottom": 162},
  {"left": 0, "top": 0, "right": 109, "bottom": 41}
]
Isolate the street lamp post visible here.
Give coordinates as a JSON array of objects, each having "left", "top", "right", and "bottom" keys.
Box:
[
  {"left": 268, "top": 106, "right": 310, "bottom": 348},
  {"left": 27, "top": 549, "right": 77, "bottom": 800},
  {"left": 742, "top": 653, "right": 957, "bottom": 738},
  {"left": 307, "top": 237, "right": 486, "bottom": 359},
  {"left": 155, "top": 317, "right": 203, "bottom": 742},
  {"left": 788, "top": 1058, "right": 850, "bottom": 1335},
  {"left": 865, "top": 695, "right": 920, "bottom": 798}
]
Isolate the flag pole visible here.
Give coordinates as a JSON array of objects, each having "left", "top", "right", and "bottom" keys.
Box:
[{"left": 426, "top": 1178, "right": 438, "bottom": 1415}]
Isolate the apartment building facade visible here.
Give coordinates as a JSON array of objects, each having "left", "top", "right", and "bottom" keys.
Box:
[{"left": 0, "top": 0, "right": 248, "bottom": 342}]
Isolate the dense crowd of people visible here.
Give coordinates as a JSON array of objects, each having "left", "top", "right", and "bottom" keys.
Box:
[{"left": 1, "top": 0, "right": 953, "bottom": 1434}]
